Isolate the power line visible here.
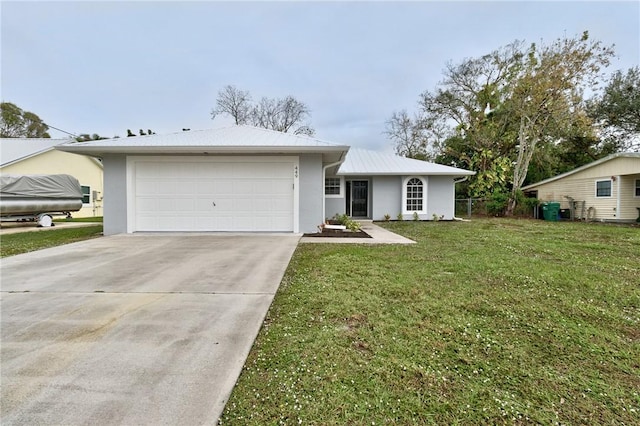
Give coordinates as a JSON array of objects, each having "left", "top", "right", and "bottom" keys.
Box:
[{"left": 43, "top": 123, "right": 78, "bottom": 138}]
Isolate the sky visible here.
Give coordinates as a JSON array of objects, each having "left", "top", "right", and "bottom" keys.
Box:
[{"left": 2, "top": 1, "right": 639, "bottom": 152}]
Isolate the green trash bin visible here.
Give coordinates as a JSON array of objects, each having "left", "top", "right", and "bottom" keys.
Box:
[{"left": 542, "top": 202, "right": 560, "bottom": 221}]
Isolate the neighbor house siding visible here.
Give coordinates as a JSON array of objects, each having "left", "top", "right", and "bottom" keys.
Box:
[
  {"left": 102, "top": 154, "right": 128, "bottom": 235},
  {"left": 299, "top": 154, "right": 323, "bottom": 233},
  {"left": 620, "top": 174, "right": 640, "bottom": 220},
  {"left": 371, "top": 176, "right": 401, "bottom": 220},
  {"left": 0, "top": 150, "right": 103, "bottom": 218},
  {"left": 529, "top": 158, "right": 640, "bottom": 221}
]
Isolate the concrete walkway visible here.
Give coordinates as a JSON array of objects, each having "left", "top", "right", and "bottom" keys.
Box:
[
  {"left": 1, "top": 233, "right": 299, "bottom": 425},
  {"left": 300, "top": 221, "right": 415, "bottom": 244}
]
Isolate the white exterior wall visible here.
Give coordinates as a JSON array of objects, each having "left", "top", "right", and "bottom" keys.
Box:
[
  {"left": 371, "top": 176, "right": 401, "bottom": 220},
  {"left": 326, "top": 174, "right": 457, "bottom": 221},
  {"left": 426, "top": 176, "right": 456, "bottom": 220},
  {"left": 102, "top": 154, "right": 128, "bottom": 235},
  {"left": 298, "top": 154, "right": 323, "bottom": 233}
]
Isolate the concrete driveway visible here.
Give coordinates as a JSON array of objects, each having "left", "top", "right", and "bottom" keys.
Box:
[{"left": 0, "top": 233, "right": 299, "bottom": 425}]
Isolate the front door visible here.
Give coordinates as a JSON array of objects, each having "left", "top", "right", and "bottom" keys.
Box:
[{"left": 346, "top": 180, "right": 369, "bottom": 217}]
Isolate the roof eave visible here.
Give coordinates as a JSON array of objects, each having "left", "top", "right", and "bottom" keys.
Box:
[
  {"left": 522, "top": 152, "right": 640, "bottom": 190},
  {"left": 56, "top": 145, "right": 350, "bottom": 157},
  {"left": 336, "top": 171, "right": 476, "bottom": 176}
]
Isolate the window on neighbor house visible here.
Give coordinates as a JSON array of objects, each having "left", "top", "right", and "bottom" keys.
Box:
[
  {"left": 325, "top": 177, "right": 342, "bottom": 196},
  {"left": 595, "top": 180, "right": 612, "bottom": 197},
  {"left": 81, "top": 185, "right": 91, "bottom": 204},
  {"left": 405, "top": 178, "right": 424, "bottom": 211},
  {"left": 635, "top": 179, "right": 640, "bottom": 197}
]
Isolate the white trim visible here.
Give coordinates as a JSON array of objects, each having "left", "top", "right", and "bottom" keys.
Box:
[
  {"left": 81, "top": 184, "right": 92, "bottom": 205},
  {"left": 324, "top": 176, "right": 344, "bottom": 198},
  {"left": 126, "top": 155, "right": 299, "bottom": 233},
  {"left": 616, "top": 175, "right": 621, "bottom": 218},
  {"left": 402, "top": 176, "right": 427, "bottom": 214},
  {"left": 595, "top": 179, "right": 613, "bottom": 198}
]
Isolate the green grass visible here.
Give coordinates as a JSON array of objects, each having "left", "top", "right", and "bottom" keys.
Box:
[
  {"left": 221, "top": 218, "right": 639, "bottom": 425},
  {"left": 0, "top": 225, "right": 103, "bottom": 257},
  {"left": 54, "top": 216, "right": 103, "bottom": 222}
]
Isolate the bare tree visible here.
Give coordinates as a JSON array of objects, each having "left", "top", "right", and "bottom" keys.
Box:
[
  {"left": 211, "top": 85, "right": 315, "bottom": 136},
  {"left": 211, "top": 85, "right": 252, "bottom": 125},
  {"left": 385, "top": 110, "right": 443, "bottom": 161}
]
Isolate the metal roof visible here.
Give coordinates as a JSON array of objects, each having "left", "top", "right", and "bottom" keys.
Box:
[
  {"left": 0, "top": 138, "right": 74, "bottom": 167},
  {"left": 337, "top": 148, "right": 475, "bottom": 176},
  {"left": 57, "top": 126, "right": 350, "bottom": 155},
  {"left": 522, "top": 152, "right": 640, "bottom": 190}
]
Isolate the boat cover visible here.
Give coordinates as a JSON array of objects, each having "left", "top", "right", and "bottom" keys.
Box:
[{"left": 0, "top": 174, "right": 83, "bottom": 199}]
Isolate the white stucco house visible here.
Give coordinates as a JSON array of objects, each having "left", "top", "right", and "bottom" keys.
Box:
[{"left": 58, "top": 126, "right": 474, "bottom": 235}]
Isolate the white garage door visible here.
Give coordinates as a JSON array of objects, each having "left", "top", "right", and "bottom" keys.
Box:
[{"left": 133, "top": 157, "right": 296, "bottom": 232}]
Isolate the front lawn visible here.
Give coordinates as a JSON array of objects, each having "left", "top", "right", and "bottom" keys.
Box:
[
  {"left": 221, "top": 218, "right": 639, "bottom": 425},
  {"left": 0, "top": 225, "right": 103, "bottom": 257}
]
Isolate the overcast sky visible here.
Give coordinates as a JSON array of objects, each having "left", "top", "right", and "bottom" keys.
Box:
[{"left": 2, "top": 1, "right": 639, "bottom": 152}]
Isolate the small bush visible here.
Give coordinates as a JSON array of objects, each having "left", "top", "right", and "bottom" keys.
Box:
[
  {"left": 486, "top": 191, "right": 509, "bottom": 216},
  {"left": 332, "top": 214, "right": 361, "bottom": 232}
]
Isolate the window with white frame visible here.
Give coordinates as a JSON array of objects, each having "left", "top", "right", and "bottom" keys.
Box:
[
  {"left": 405, "top": 177, "right": 424, "bottom": 212},
  {"left": 635, "top": 179, "right": 640, "bottom": 197},
  {"left": 325, "top": 177, "right": 342, "bottom": 197},
  {"left": 595, "top": 179, "right": 612, "bottom": 197},
  {"left": 81, "top": 185, "right": 91, "bottom": 204}
]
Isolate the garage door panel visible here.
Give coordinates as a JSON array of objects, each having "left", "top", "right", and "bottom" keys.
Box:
[{"left": 134, "top": 159, "right": 295, "bottom": 232}]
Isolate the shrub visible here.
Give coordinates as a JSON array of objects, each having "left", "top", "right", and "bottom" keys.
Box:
[
  {"left": 332, "top": 214, "right": 362, "bottom": 232},
  {"left": 486, "top": 191, "right": 509, "bottom": 216}
]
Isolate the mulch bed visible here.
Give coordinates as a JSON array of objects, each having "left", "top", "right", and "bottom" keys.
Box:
[{"left": 303, "top": 228, "right": 372, "bottom": 238}]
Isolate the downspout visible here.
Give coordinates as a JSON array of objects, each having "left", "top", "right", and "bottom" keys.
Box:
[
  {"left": 322, "top": 152, "right": 348, "bottom": 226},
  {"left": 616, "top": 175, "right": 621, "bottom": 221},
  {"left": 453, "top": 176, "right": 469, "bottom": 221}
]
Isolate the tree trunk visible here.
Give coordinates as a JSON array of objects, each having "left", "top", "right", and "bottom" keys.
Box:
[{"left": 507, "top": 116, "right": 539, "bottom": 216}]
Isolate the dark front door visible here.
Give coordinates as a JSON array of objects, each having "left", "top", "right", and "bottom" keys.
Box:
[{"left": 348, "top": 180, "right": 368, "bottom": 217}]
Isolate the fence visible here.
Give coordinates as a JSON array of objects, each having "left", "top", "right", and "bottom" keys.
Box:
[{"left": 455, "top": 198, "right": 537, "bottom": 218}]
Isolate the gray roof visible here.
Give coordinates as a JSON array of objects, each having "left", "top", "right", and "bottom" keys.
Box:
[
  {"left": 522, "top": 152, "right": 640, "bottom": 190},
  {"left": 52, "top": 126, "right": 475, "bottom": 176},
  {"left": 0, "top": 138, "right": 74, "bottom": 167},
  {"left": 337, "top": 148, "right": 475, "bottom": 176},
  {"left": 57, "top": 126, "right": 350, "bottom": 156}
]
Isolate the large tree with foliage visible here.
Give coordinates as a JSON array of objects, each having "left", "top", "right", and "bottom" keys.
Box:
[
  {"left": 588, "top": 66, "right": 640, "bottom": 151},
  {"left": 505, "top": 32, "right": 614, "bottom": 214},
  {"left": 0, "top": 102, "right": 50, "bottom": 138},
  {"left": 388, "top": 32, "right": 615, "bottom": 213},
  {"left": 211, "top": 85, "right": 315, "bottom": 136}
]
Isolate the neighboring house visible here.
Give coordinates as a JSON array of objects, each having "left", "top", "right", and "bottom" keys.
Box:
[
  {"left": 57, "top": 126, "right": 474, "bottom": 235},
  {"left": 0, "top": 138, "right": 104, "bottom": 218},
  {"left": 522, "top": 152, "right": 640, "bottom": 222}
]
